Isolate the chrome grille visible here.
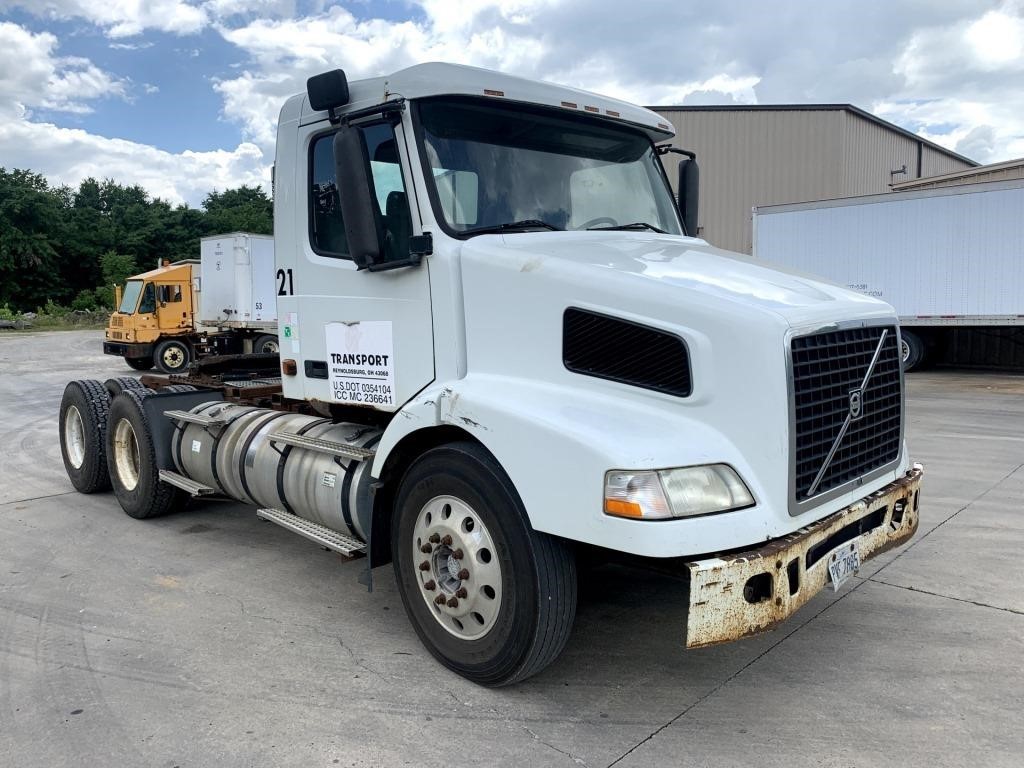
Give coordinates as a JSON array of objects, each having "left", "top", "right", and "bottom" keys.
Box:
[{"left": 791, "top": 325, "right": 902, "bottom": 505}]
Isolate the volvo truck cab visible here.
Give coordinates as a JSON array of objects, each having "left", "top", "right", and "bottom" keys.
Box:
[{"left": 60, "top": 63, "right": 923, "bottom": 686}]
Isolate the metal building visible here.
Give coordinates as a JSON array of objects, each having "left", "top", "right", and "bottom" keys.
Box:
[
  {"left": 650, "top": 104, "right": 977, "bottom": 254},
  {"left": 891, "top": 156, "right": 1024, "bottom": 192}
]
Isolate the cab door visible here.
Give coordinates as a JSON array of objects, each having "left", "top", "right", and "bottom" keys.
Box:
[
  {"left": 155, "top": 282, "right": 190, "bottom": 333},
  {"left": 277, "top": 117, "right": 433, "bottom": 412}
]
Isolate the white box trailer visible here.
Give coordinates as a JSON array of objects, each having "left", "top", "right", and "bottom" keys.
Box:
[
  {"left": 753, "top": 179, "right": 1024, "bottom": 368},
  {"left": 199, "top": 233, "right": 277, "bottom": 326}
]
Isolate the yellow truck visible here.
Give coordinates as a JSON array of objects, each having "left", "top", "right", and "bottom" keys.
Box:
[{"left": 103, "top": 233, "right": 278, "bottom": 373}]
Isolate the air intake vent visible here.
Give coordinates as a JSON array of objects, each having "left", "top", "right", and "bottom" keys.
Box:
[{"left": 563, "top": 308, "right": 691, "bottom": 397}]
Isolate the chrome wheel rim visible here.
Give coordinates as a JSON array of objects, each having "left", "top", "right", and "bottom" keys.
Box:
[
  {"left": 413, "top": 495, "right": 502, "bottom": 639},
  {"left": 900, "top": 338, "right": 910, "bottom": 363},
  {"left": 112, "top": 418, "right": 141, "bottom": 491},
  {"left": 64, "top": 405, "right": 86, "bottom": 469},
  {"left": 261, "top": 339, "right": 279, "bottom": 354},
  {"left": 162, "top": 345, "right": 185, "bottom": 369}
]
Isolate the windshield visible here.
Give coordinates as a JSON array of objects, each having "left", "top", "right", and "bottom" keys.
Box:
[
  {"left": 118, "top": 280, "right": 143, "bottom": 313},
  {"left": 416, "top": 98, "right": 682, "bottom": 236}
]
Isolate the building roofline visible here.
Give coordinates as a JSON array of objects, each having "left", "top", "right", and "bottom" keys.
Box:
[
  {"left": 647, "top": 103, "right": 979, "bottom": 167},
  {"left": 891, "top": 156, "right": 1024, "bottom": 189}
]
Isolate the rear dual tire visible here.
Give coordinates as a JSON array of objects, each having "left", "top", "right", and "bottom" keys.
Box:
[
  {"left": 253, "top": 334, "right": 279, "bottom": 355},
  {"left": 392, "top": 442, "right": 577, "bottom": 686},
  {"left": 106, "top": 389, "right": 186, "bottom": 519},
  {"left": 59, "top": 380, "right": 112, "bottom": 493}
]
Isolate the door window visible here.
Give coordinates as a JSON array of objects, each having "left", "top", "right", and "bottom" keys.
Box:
[
  {"left": 138, "top": 283, "right": 156, "bottom": 314},
  {"left": 309, "top": 122, "right": 413, "bottom": 263}
]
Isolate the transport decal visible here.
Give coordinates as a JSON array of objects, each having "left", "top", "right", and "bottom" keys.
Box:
[{"left": 325, "top": 320, "right": 396, "bottom": 406}]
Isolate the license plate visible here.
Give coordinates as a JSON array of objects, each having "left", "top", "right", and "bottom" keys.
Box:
[{"left": 827, "top": 542, "right": 861, "bottom": 591}]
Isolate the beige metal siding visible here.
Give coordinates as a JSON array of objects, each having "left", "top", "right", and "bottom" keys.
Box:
[
  {"left": 657, "top": 110, "right": 844, "bottom": 253},
  {"left": 840, "top": 112, "right": 920, "bottom": 194},
  {"left": 920, "top": 146, "right": 974, "bottom": 178},
  {"left": 655, "top": 106, "right": 976, "bottom": 254}
]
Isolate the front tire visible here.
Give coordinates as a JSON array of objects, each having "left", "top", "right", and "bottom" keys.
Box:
[
  {"left": 154, "top": 339, "right": 191, "bottom": 374},
  {"left": 392, "top": 441, "right": 577, "bottom": 686},
  {"left": 106, "top": 390, "right": 186, "bottom": 519},
  {"left": 58, "top": 380, "right": 111, "bottom": 493}
]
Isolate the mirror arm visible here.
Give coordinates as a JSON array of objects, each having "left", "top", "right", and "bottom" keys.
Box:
[
  {"left": 656, "top": 144, "right": 696, "bottom": 159},
  {"left": 338, "top": 98, "right": 406, "bottom": 127}
]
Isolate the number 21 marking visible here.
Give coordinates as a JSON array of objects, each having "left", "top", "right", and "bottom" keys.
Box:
[{"left": 276, "top": 268, "right": 294, "bottom": 296}]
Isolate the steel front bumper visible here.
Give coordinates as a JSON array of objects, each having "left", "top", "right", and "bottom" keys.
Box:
[
  {"left": 103, "top": 341, "right": 153, "bottom": 359},
  {"left": 685, "top": 464, "right": 923, "bottom": 648}
]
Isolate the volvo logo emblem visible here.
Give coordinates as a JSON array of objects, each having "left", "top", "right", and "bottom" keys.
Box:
[{"left": 848, "top": 388, "right": 863, "bottom": 420}]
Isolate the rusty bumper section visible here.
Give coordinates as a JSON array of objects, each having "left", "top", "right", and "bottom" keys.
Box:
[{"left": 685, "top": 464, "right": 923, "bottom": 649}]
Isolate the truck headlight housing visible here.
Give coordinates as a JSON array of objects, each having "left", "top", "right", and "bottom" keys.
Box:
[{"left": 604, "top": 465, "right": 754, "bottom": 520}]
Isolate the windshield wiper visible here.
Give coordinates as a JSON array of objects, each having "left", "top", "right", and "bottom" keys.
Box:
[
  {"left": 586, "top": 222, "right": 667, "bottom": 234},
  {"left": 461, "top": 219, "right": 562, "bottom": 236}
]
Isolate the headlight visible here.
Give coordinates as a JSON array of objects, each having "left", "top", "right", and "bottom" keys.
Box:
[{"left": 604, "top": 464, "right": 754, "bottom": 520}]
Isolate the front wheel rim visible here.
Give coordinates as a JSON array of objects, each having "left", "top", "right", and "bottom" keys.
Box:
[
  {"left": 162, "top": 345, "right": 185, "bottom": 369},
  {"left": 262, "top": 340, "right": 279, "bottom": 354},
  {"left": 112, "top": 418, "right": 141, "bottom": 491},
  {"left": 64, "top": 405, "right": 86, "bottom": 469},
  {"left": 900, "top": 338, "right": 911, "bottom": 363},
  {"left": 412, "top": 495, "right": 503, "bottom": 640}
]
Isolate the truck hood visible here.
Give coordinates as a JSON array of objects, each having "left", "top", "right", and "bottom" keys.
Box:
[{"left": 467, "top": 230, "right": 894, "bottom": 329}]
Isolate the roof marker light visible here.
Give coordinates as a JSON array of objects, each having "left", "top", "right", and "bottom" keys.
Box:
[
  {"left": 483, "top": 89, "right": 505, "bottom": 97},
  {"left": 561, "top": 101, "right": 578, "bottom": 109},
  {"left": 606, "top": 109, "right": 620, "bottom": 117},
  {"left": 584, "top": 105, "right": 599, "bottom": 113}
]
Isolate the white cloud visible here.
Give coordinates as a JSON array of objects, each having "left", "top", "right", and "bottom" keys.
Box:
[
  {"left": 108, "top": 41, "right": 154, "bottom": 50},
  {"left": 0, "top": 0, "right": 208, "bottom": 37},
  {"left": 208, "top": 1, "right": 1024, "bottom": 166},
  {"left": 0, "top": 118, "right": 267, "bottom": 205},
  {"left": 3, "top": 0, "right": 1024, "bottom": 211},
  {"left": 878, "top": 0, "right": 1024, "bottom": 162},
  {"left": 0, "top": 20, "right": 262, "bottom": 206},
  {"left": 0, "top": 22, "right": 128, "bottom": 116}
]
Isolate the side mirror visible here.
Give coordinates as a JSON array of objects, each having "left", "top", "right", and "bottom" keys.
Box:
[
  {"left": 677, "top": 157, "right": 700, "bottom": 237},
  {"left": 307, "top": 70, "right": 350, "bottom": 122},
  {"left": 333, "top": 124, "right": 384, "bottom": 269}
]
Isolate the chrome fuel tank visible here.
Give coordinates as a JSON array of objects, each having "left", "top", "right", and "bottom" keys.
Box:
[{"left": 171, "top": 402, "right": 381, "bottom": 541}]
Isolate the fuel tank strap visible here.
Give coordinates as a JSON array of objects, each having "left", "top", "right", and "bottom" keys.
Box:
[
  {"left": 275, "top": 418, "right": 331, "bottom": 514},
  {"left": 237, "top": 411, "right": 290, "bottom": 505}
]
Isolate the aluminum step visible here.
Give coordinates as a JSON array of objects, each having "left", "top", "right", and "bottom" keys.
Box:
[
  {"left": 158, "top": 469, "right": 217, "bottom": 496},
  {"left": 256, "top": 507, "right": 366, "bottom": 557},
  {"left": 268, "top": 432, "right": 375, "bottom": 461},
  {"left": 163, "top": 409, "right": 228, "bottom": 429}
]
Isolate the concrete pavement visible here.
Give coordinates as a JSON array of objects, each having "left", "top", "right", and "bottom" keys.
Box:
[{"left": 1, "top": 331, "right": 1021, "bottom": 767}]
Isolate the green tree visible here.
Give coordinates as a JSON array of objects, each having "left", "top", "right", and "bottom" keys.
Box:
[
  {"left": 0, "top": 169, "right": 273, "bottom": 313},
  {"left": 202, "top": 186, "right": 273, "bottom": 235},
  {"left": 0, "top": 168, "right": 64, "bottom": 309},
  {"left": 94, "top": 250, "right": 138, "bottom": 308}
]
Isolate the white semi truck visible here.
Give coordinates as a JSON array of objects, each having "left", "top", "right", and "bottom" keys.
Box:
[
  {"left": 58, "top": 63, "right": 923, "bottom": 685},
  {"left": 753, "top": 179, "right": 1024, "bottom": 370}
]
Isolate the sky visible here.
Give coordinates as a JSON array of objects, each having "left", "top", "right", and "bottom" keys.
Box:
[{"left": 0, "top": 0, "right": 1021, "bottom": 207}]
